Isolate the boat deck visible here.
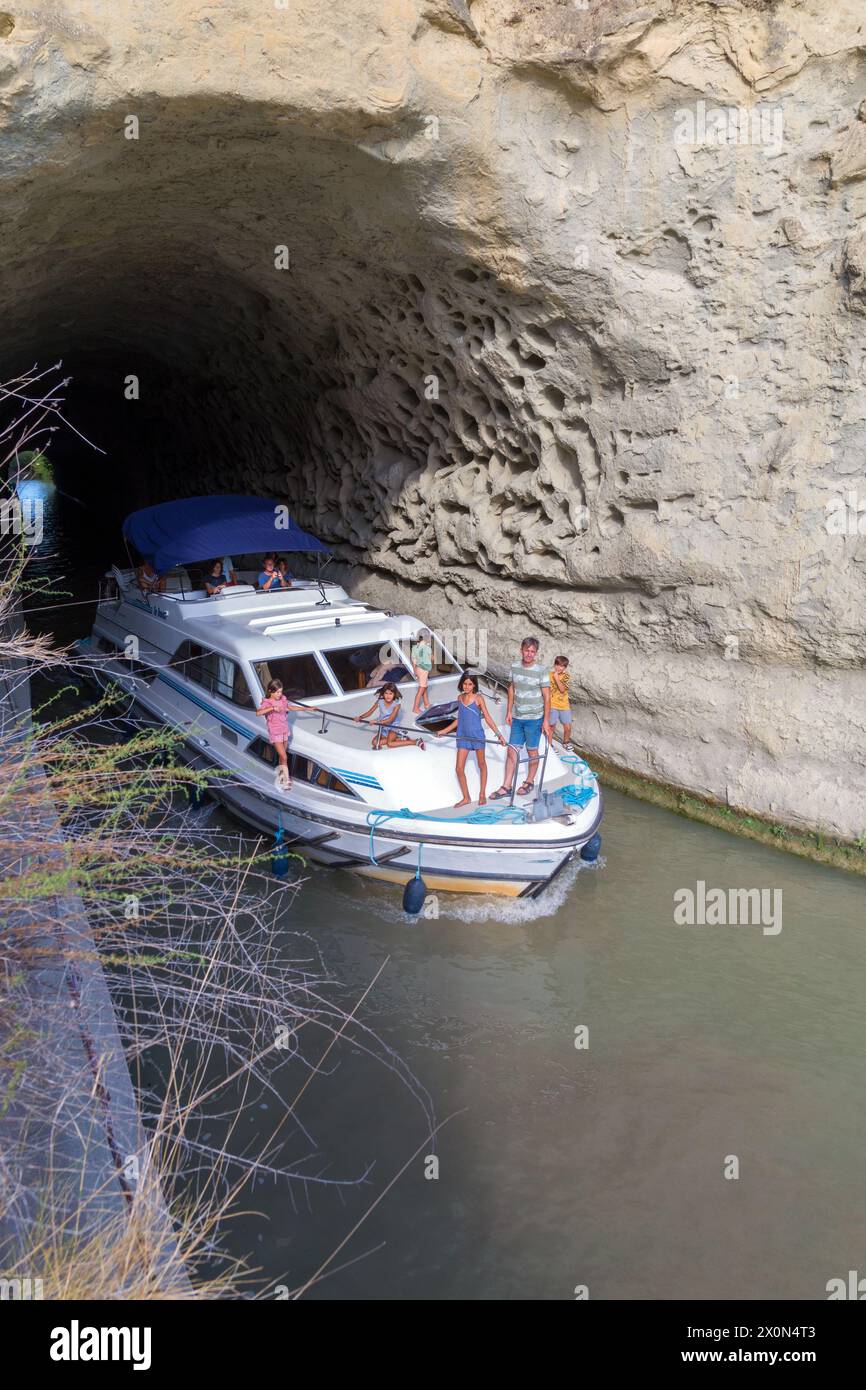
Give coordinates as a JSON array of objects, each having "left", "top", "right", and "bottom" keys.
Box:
[
  {"left": 303, "top": 710, "right": 575, "bottom": 813},
  {"left": 393, "top": 794, "right": 563, "bottom": 820}
]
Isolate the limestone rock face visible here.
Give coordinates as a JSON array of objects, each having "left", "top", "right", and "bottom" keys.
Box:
[{"left": 2, "top": 0, "right": 866, "bottom": 836}]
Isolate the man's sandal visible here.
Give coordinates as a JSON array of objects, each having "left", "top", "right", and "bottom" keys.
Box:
[
  {"left": 516, "top": 781, "right": 535, "bottom": 796},
  {"left": 489, "top": 787, "right": 510, "bottom": 800}
]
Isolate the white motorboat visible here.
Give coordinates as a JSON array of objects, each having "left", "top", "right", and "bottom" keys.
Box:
[{"left": 79, "top": 496, "right": 603, "bottom": 901}]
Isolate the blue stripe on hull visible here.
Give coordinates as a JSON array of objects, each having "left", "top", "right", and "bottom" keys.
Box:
[{"left": 154, "top": 671, "right": 256, "bottom": 739}]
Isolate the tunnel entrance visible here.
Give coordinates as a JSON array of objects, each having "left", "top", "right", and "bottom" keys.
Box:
[{"left": 0, "top": 94, "right": 606, "bottom": 601}]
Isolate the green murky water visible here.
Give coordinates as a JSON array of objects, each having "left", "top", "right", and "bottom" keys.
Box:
[
  {"left": 27, "top": 480, "right": 866, "bottom": 1299},
  {"left": 229, "top": 793, "right": 865, "bottom": 1300}
]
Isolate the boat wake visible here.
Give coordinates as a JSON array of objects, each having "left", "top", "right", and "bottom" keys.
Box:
[
  {"left": 319, "top": 854, "right": 604, "bottom": 928},
  {"left": 433, "top": 855, "right": 604, "bottom": 926}
]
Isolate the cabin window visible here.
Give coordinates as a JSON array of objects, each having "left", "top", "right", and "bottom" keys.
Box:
[
  {"left": 228, "top": 663, "right": 255, "bottom": 708},
  {"left": 249, "top": 737, "right": 276, "bottom": 766},
  {"left": 319, "top": 642, "right": 413, "bottom": 693},
  {"left": 246, "top": 739, "right": 355, "bottom": 796},
  {"left": 253, "top": 654, "right": 332, "bottom": 702},
  {"left": 172, "top": 641, "right": 254, "bottom": 708}
]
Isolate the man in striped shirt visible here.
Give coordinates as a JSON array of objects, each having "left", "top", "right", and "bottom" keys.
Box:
[{"left": 490, "top": 636, "right": 551, "bottom": 799}]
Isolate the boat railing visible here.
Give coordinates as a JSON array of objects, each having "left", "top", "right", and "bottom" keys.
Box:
[
  {"left": 289, "top": 695, "right": 553, "bottom": 800},
  {"left": 99, "top": 573, "right": 119, "bottom": 603}
]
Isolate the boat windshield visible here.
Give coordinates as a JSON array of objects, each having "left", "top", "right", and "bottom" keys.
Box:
[
  {"left": 253, "top": 653, "right": 332, "bottom": 701},
  {"left": 319, "top": 642, "right": 414, "bottom": 693}
]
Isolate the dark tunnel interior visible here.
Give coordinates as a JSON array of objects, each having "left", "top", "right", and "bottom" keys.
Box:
[{"left": 1, "top": 93, "right": 610, "bottom": 613}]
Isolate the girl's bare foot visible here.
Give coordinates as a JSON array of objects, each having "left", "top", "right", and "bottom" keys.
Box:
[
  {"left": 478, "top": 796, "right": 487, "bottom": 805},
  {"left": 453, "top": 796, "right": 471, "bottom": 808}
]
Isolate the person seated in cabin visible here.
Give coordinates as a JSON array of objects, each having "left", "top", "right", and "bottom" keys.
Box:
[
  {"left": 257, "top": 556, "right": 286, "bottom": 592},
  {"left": 366, "top": 655, "right": 409, "bottom": 686},
  {"left": 205, "top": 559, "right": 234, "bottom": 596},
  {"left": 136, "top": 560, "right": 165, "bottom": 596},
  {"left": 276, "top": 557, "right": 293, "bottom": 588}
]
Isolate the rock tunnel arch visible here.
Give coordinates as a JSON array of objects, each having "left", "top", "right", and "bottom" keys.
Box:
[{"left": 0, "top": 93, "right": 621, "bottom": 597}]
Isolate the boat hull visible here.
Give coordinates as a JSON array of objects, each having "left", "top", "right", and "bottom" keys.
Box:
[
  {"left": 203, "top": 762, "right": 593, "bottom": 898},
  {"left": 355, "top": 864, "right": 532, "bottom": 897}
]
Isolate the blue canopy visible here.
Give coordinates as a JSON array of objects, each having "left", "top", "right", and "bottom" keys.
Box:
[{"left": 123, "top": 494, "right": 329, "bottom": 573}]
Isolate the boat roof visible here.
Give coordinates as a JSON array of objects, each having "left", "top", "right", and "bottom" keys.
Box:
[{"left": 133, "top": 582, "right": 417, "bottom": 662}]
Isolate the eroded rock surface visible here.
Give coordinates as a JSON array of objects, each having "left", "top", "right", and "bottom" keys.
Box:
[{"left": 2, "top": 0, "right": 866, "bottom": 835}]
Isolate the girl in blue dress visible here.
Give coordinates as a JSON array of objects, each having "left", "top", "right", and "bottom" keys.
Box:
[
  {"left": 436, "top": 672, "right": 506, "bottom": 807},
  {"left": 355, "top": 682, "right": 426, "bottom": 751}
]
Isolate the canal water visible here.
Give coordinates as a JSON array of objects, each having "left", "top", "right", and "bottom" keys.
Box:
[{"left": 22, "top": 480, "right": 866, "bottom": 1300}]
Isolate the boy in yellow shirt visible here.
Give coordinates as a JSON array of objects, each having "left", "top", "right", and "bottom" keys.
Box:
[{"left": 548, "top": 655, "right": 572, "bottom": 744}]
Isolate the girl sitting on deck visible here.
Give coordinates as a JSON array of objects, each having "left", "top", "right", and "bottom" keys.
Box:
[
  {"left": 435, "top": 672, "right": 506, "bottom": 807},
  {"left": 355, "top": 682, "right": 425, "bottom": 751},
  {"left": 256, "top": 678, "right": 319, "bottom": 789}
]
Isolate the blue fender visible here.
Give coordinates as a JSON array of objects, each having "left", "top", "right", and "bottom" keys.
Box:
[
  {"left": 403, "top": 874, "right": 428, "bottom": 915},
  {"left": 272, "top": 827, "right": 290, "bottom": 879},
  {"left": 580, "top": 833, "right": 602, "bottom": 863}
]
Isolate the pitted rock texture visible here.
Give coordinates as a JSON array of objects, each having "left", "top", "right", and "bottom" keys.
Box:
[{"left": 2, "top": 0, "right": 866, "bottom": 836}]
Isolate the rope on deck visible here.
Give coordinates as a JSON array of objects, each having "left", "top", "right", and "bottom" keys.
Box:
[
  {"left": 364, "top": 755, "right": 598, "bottom": 864},
  {"left": 366, "top": 802, "right": 529, "bottom": 865}
]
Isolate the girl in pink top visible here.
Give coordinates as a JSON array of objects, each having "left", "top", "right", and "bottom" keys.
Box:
[{"left": 256, "top": 678, "right": 319, "bottom": 789}]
